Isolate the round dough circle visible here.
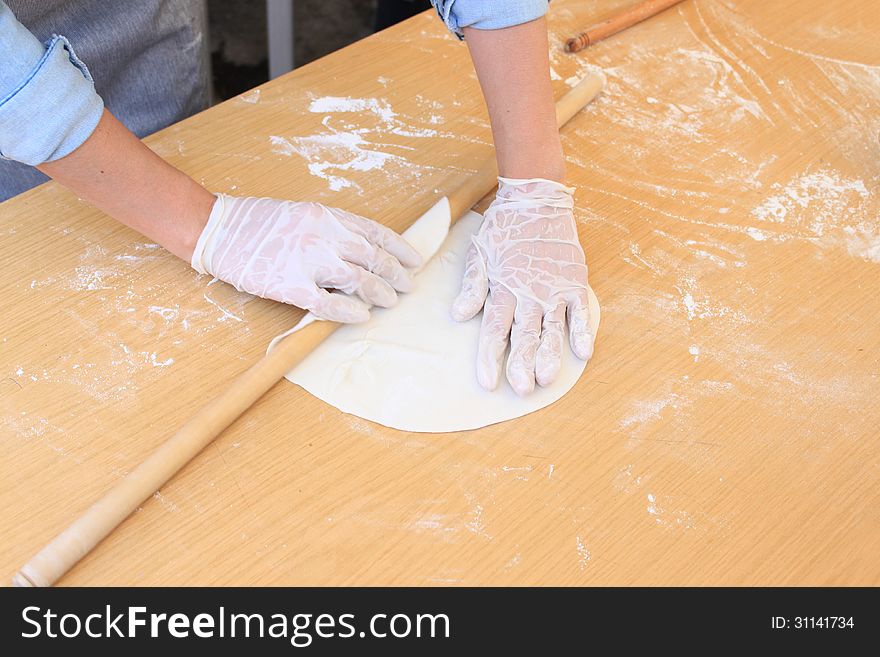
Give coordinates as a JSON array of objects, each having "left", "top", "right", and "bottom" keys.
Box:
[{"left": 279, "top": 204, "right": 600, "bottom": 433}]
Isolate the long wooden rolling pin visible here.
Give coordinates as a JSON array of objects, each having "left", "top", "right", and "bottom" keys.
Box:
[
  {"left": 565, "top": 0, "right": 686, "bottom": 53},
  {"left": 13, "top": 73, "right": 605, "bottom": 587}
]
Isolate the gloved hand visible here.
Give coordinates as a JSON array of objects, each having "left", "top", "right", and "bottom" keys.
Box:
[
  {"left": 191, "top": 194, "right": 422, "bottom": 322},
  {"left": 452, "top": 178, "right": 594, "bottom": 396}
]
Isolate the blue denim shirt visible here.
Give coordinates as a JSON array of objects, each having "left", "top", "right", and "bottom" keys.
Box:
[
  {"left": 431, "top": 0, "right": 549, "bottom": 38},
  {"left": 0, "top": 1, "right": 546, "bottom": 175},
  {"left": 0, "top": 1, "right": 103, "bottom": 166},
  {"left": 0, "top": 0, "right": 208, "bottom": 201}
]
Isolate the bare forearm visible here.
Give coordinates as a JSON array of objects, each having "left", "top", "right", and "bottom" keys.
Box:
[
  {"left": 463, "top": 17, "right": 565, "bottom": 182},
  {"left": 37, "top": 109, "right": 214, "bottom": 261}
]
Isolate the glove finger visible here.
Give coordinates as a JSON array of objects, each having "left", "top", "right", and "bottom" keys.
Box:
[
  {"left": 302, "top": 287, "right": 371, "bottom": 324},
  {"left": 338, "top": 235, "right": 414, "bottom": 293},
  {"left": 316, "top": 263, "right": 398, "bottom": 309},
  {"left": 451, "top": 240, "right": 489, "bottom": 322},
  {"left": 567, "top": 289, "right": 594, "bottom": 361},
  {"left": 476, "top": 286, "right": 515, "bottom": 391},
  {"left": 336, "top": 211, "right": 423, "bottom": 269},
  {"left": 535, "top": 300, "right": 566, "bottom": 387},
  {"left": 506, "top": 300, "right": 543, "bottom": 396}
]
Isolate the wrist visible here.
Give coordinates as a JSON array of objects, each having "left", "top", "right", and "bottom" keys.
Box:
[
  {"left": 495, "top": 133, "right": 566, "bottom": 183},
  {"left": 172, "top": 183, "right": 216, "bottom": 262},
  {"left": 499, "top": 160, "right": 566, "bottom": 183},
  {"left": 37, "top": 109, "right": 217, "bottom": 262}
]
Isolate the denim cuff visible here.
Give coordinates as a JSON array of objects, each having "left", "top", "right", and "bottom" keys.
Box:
[
  {"left": 431, "top": 0, "right": 549, "bottom": 39},
  {"left": 0, "top": 34, "right": 104, "bottom": 165}
]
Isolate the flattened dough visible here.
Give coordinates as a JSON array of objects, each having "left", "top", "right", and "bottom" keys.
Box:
[{"left": 270, "top": 198, "right": 600, "bottom": 433}]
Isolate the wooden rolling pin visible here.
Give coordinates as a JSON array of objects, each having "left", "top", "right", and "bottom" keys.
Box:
[
  {"left": 13, "top": 72, "right": 605, "bottom": 587},
  {"left": 565, "top": 0, "right": 686, "bottom": 53}
]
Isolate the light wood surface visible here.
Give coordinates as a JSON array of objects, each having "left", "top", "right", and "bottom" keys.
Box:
[
  {"left": 13, "top": 76, "right": 605, "bottom": 587},
  {"left": 2, "top": 0, "right": 878, "bottom": 586}
]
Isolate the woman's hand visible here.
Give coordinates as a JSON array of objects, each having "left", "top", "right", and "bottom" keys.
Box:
[
  {"left": 452, "top": 178, "right": 594, "bottom": 396},
  {"left": 37, "top": 111, "right": 421, "bottom": 324},
  {"left": 191, "top": 194, "right": 422, "bottom": 323}
]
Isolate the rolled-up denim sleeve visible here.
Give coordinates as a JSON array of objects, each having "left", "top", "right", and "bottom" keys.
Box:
[
  {"left": 0, "top": 1, "right": 103, "bottom": 166},
  {"left": 430, "top": 0, "right": 549, "bottom": 39}
]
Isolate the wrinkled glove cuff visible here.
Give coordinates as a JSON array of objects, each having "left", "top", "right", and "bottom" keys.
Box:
[
  {"left": 497, "top": 176, "right": 574, "bottom": 191},
  {"left": 493, "top": 177, "right": 575, "bottom": 212},
  {"left": 191, "top": 193, "right": 227, "bottom": 275}
]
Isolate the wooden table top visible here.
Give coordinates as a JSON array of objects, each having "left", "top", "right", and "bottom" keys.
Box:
[{"left": 1, "top": 0, "right": 878, "bottom": 585}]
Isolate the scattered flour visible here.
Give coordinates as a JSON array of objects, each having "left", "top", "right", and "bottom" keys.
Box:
[
  {"left": 411, "top": 516, "right": 444, "bottom": 531},
  {"left": 463, "top": 492, "right": 491, "bottom": 540},
  {"left": 745, "top": 227, "right": 770, "bottom": 241},
  {"left": 148, "top": 306, "right": 180, "bottom": 322},
  {"left": 202, "top": 290, "right": 244, "bottom": 323},
  {"left": 682, "top": 293, "right": 697, "bottom": 320},
  {"left": 465, "top": 503, "right": 488, "bottom": 538},
  {"left": 749, "top": 167, "right": 877, "bottom": 260},
  {"left": 69, "top": 266, "right": 118, "bottom": 291},
  {"left": 613, "top": 464, "right": 644, "bottom": 494},
  {"left": 575, "top": 536, "right": 591, "bottom": 569},
  {"left": 752, "top": 168, "right": 869, "bottom": 232},
  {"left": 620, "top": 394, "right": 679, "bottom": 429},
  {"left": 675, "top": 275, "right": 750, "bottom": 324},
  {"left": 308, "top": 96, "right": 396, "bottom": 123},
  {"left": 270, "top": 94, "right": 446, "bottom": 192},
  {"left": 839, "top": 225, "right": 880, "bottom": 263},
  {"left": 239, "top": 88, "right": 261, "bottom": 104},
  {"left": 646, "top": 493, "right": 697, "bottom": 529},
  {"left": 152, "top": 491, "right": 181, "bottom": 513},
  {"left": 270, "top": 133, "right": 398, "bottom": 192}
]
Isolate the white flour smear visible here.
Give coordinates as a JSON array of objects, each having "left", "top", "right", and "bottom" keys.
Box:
[
  {"left": 269, "top": 93, "right": 452, "bottom": 192},
  {"left": 751, "top": 168, "right": 877, "bottom": 261},
  {"left": 270, "top": 133, "right": 399, "bottom": 192}
]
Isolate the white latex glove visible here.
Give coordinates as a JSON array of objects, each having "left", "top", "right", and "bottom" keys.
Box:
[
  {"left": 452, "top": 178, "right": 594, "bottom": 396},
  {"left": 191, "top": 194, "right": 422, "bottom": 322}
]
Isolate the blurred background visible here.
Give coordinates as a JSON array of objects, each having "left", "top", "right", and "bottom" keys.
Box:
[{"left": 209, "top": 0, "right": 432, "bottom": 100}]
